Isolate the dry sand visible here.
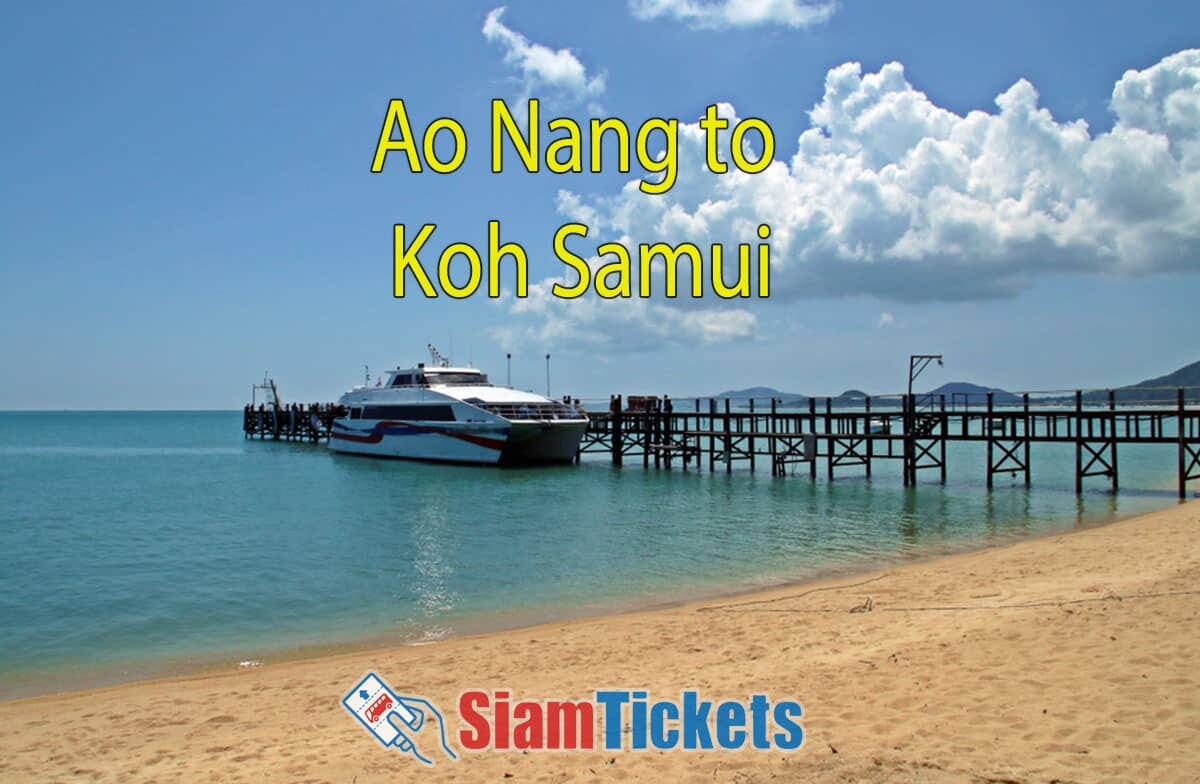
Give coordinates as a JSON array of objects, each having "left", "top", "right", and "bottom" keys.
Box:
[{"left": 2, "top": 500, "right": 1198, "bottom": 783}]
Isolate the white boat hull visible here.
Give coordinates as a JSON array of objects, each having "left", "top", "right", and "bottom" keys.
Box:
[
  {"left": 328, "top": 419, "right": 588, "bottom": 465},
  {"left": 329, "top": 420, "right": 510, "bottom": 464}
]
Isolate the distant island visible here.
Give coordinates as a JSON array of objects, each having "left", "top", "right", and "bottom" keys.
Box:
[
  {"left": 1079, "top": 359, "right": 1200, "bottom": 403},
  {"left": 712, "top": 358, "right": 1200, "bottom": 406},
  {"left": 713, "top": 382, "right": 1020, "bottom": 407}
]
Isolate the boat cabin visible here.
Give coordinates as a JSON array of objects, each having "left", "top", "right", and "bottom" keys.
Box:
[{"left": 383, "top": 363, "right": 490, "bottom": 388}]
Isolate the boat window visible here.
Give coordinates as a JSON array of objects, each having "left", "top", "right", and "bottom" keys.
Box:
[
  {"left": 361, "top": 404, "right": 456, "bottom": 421},
  {"left": 390, "top": 374, "right": 413, "bottom": 387},
  {"left": 425, "top": 372, "right": 488, "bottom": 385},
  {"left": 350, "top": 407, "right": 362, "bottom": 419}
]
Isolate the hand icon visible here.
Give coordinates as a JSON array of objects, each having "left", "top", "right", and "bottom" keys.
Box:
[
  {"left": 388, "top": 695, "right": 458, "bottom": 765},
  {"left": 343, "top": 673, "right": 458, "bottom": 765}
]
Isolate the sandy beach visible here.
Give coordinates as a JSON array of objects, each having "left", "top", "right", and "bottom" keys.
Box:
[{"left": 2, "top": 499, "right": 1198, "bottom": 783}]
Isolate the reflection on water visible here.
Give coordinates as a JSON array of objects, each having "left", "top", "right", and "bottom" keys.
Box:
[{"left": 411, "top": 495, "right": 457, "bottom": 619}]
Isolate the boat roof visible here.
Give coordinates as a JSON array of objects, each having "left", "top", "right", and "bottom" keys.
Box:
[{"left": 388, "top": 366, "right": 484, "bottom": 375}]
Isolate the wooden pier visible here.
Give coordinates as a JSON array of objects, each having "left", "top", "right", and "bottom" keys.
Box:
[
  {"left": 579, "top": 389, "right": 1200, "bottom": 498},
  {"left": 240, "top": 378, "right": 1200, "bottom": 498},
  {"left": 242, "top": 374, "right": 341, "bottom": 443},
  {"left": 243, "top": 402, "right": 339, "bottom": 443}
]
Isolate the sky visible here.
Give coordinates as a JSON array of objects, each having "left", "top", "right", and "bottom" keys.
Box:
[{"left": 1, "top": 0, "right": 1198, "bottom": 408}]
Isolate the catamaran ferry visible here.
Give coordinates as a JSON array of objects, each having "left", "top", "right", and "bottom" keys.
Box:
[{"left": 327, "top": 357, "right": 588, "bottom": 465}]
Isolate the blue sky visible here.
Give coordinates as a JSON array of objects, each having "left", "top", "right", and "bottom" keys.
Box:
[{"left": 1, "top": 0, "right": 1197, "bottom": 408}]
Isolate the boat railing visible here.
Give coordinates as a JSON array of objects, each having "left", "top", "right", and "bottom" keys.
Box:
[{"left": 479, "top": 401, "right": 588, "bottom": 421}]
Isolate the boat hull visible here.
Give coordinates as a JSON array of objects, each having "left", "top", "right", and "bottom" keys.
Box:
[
  {"left": 328, "top": 420, "right": 510, "bottom": 464},
  {"left": 501, "top": 420, "right": 589, "bottom": 464}
]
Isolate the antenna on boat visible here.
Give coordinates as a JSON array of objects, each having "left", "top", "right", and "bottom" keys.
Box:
[
  {"left": 506, "top": 353, "right": 512, "bottom": 387},
  {"left": 545, "top": 353, "right": 551, "bottom": 397},
  {"left": 428, "top": 343, "right": 451, "bottom": 368},
  {"left": 364, "top": 364, "right": 370, "bottom": 387}
]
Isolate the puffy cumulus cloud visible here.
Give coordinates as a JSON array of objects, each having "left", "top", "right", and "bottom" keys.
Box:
[
  {"left": 629, "top": 0, "right": 837, "bottom": 29},
  {"left": 483, "top": 7, "right": 605, "bottom": 109},
  {"left": 1111, "top": 51, "right": 1200, "bottom": 140},
  {"left": 489, "top": 244, "right": 758, "bottom": 351},
  {"left": 495, "top": 49, "right": 1200, "bottom": 350}
]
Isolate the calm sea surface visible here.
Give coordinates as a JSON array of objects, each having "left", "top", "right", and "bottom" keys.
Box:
[{"left": 0, "top": 410, "right": 1186, "bottom": 697}]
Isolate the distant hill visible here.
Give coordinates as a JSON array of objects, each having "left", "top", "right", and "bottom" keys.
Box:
[
  {"left": 827, "top": 389, "right": 880, "bottom": 407},
  {"left": 1082, "top": 359, "right": 1200, "bottom": 403},
  {"left": 711, "top": 361, "right": 1200, "bottom": 407},
  {"left": 927, "top": 382, "right": 1022, "bottom": 406},
  {"left": 714, "top": 386, "right": 806, "bottom": 401},
  {"left": 1137, "top": 359, "right": 1200, "bottom": 388},
  {"left": 714, "top": 383, "right": 1002, "bottom": 407}
]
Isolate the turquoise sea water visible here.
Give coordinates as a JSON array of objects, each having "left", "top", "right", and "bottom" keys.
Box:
[{"left": 0, "top": 410, "right": 1188, "bottom": 698}]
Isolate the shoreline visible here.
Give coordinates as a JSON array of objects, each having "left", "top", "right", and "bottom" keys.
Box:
[
  {"left": 0, "top": 487, "right": 1184, "bottom": 703},
  {"left": 2, "top": 499, "right": 1196, "bottom": 780}
]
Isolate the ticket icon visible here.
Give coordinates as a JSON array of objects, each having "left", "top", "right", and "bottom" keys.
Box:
[{"left": 342, "top": 673, "right": 457, "bottom": 765}]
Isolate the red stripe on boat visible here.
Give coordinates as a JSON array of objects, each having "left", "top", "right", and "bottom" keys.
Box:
[{"left": 333, "top": 421, "right": 505, "bottom": 451}]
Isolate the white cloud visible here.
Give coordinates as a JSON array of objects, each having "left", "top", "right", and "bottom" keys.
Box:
[
  {"left": 496, "top": 49, "right": 1200, "bottom": 350},
  {"left": 489, "top": 247, "right": 758, "bottom": 351},
  {"left": 629, "top": 0, "right": 837, "bottom": 29},
  {"left": 483, "top": 7, "right": 605, "bottom": 108},
  {"left": 876, "top": 312, "right": 894, "bottom": 328}
]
